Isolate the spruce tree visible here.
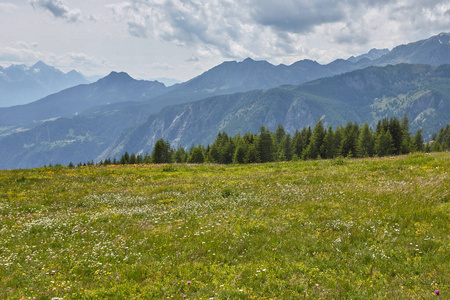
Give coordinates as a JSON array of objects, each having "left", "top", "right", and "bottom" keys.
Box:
[
  {"left": 412, "top": 129, "right": 424, "bottom": 152},
  {"left": 188, "top": 145, "right": 205, "bottom": 163},
  {"left": 233, "top": 145, "right": 246, "bottom": 164},
  {"left": 256, "top": 126, "right": 274, "bottom": 163},
  {"left": 245, "top": 144, "right": 259, "bottom": 163},
  {"left": 357, "top": 123, "right": 374, "bottom": 157},
  {"left": 388, "top": 117, "right": 402, "bottom": 155},
  {"left": 320, "top": 126, "right": 336, "bottom": 159},
  {"left": 292, "top": 130, "right": 304, "bottom": 158},
  {"left": 173, "top": 147, "right": 187, "bottom": 163},
  {"left": 273, "top": 124, "right": 286, "bottom": 157},
  {"left": 129, "top": 153, "right": 137, "bottom": 164},
  {"left": 340, "top": 122, "right": 359, "bottom": 157},
  {"left": 400, "top": 113, "right": 412, "bottom": 154},
  {"left": 277, "top": 134, "right": 292, "bottom": 161},
  {"left": 305, "top": 119, "right": 325, "bottom": 159},
  {"left": 151, "top": 139, "right": 171, "bottom": 163},
  {"left": 375, "top": 129, "right": 393, "bottom": 156}
]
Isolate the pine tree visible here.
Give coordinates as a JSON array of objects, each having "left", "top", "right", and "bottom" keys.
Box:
[
  {"left": 277, "top": 134, "right": 292, "bottom": 161},
  {"left": 333, "top": 126, "right": 344, "bottom": 157},
  {"left": 274, "top": 124, "right": 286, "bottom": 144},
  {"left": 435, "top": 125, "right": 450, "bottom": 151},
  {"left": 273, "top": 124, "right": 286, "bottom": 157},
  {"left": 188, "top": 145, "right": 205, "bottom": 163},
  {"left": 357, "top": 123, "right": 374, "bottom": 157},
  {"left": 129, "top": 153, "right": 137, "bottom": 164},
  {"left": 222, "top": 139, "right": 235, "bottom": 164},
  {"left": 233, "top": 145, "right": 246, "bottom": 164},
  {"left": 388, "top": 117, "right": 402, "bottom": 155},
  {"left": 430, "top": 141, "right": 442, "bottom": 152},
  {"left": 119, "top": 152, "right": 129, "bottom": 164},
  {"left": 143, "top": 153, "right": 152, "bottom": 164},
  {"left": 320, "top": 126, "right": 336, "bottom": 159},
  {"left": 375, "top": 129, "right": 393, "bottom": 156},
  {"left": 245, "top": 144, "right": 259, "bottom": 163},
  {"left": 412, "top": 129, "right": 424, "bottom": 152},
  {"left": 400, "top": 113, "right": 412, "bottom": 154},
  {"left": 292, "top": 130, "right": 304, "bottom": 158},
  {"left": 256, "top": 126, "right": 274, "bottom": 163},
  {"left": 340, "top": 122, "right": 359, "bottom": 157},
  {"left": 305, "top": 119, "right": 325, "bottom": 159},
  {"left": 151, "top": 139, "right": 172, "bottom": 163},
  {"left": 173, "top": 147, "right": 187, "bottom": 163}
]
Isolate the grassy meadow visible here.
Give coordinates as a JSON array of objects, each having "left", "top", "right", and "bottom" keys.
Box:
[{"left": 0, "top": 153, "right": 449, "bottom": 299}]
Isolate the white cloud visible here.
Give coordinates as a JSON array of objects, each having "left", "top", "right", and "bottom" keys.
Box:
[
  {"left": 0, "top": 46, "right": 44, "bottom": 64},
  {"left": 29, "top": 0, "right": 83, "bottom": 23},
  {"left": 107, "top": 0, "right": 450, "bottom": 65},
  {"left": 186, "top": 55, "right": 199, "bottom": 62},
  {"left": 0, "top": 3, "right": 18, "bottom": 13}
]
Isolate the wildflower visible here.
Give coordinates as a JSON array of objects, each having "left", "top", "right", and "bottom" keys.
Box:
[
  {"left": 187, "top": 281, "right": 191, "bottom": 284},
  {"left": 434, "top": 290, "right": 440, "bottom": 295},
  {"left": 116, "top": 275, "right": 120, "bottom": 281},
  {"left": 183, "top": 295, "right": 187, "bottom": 298}
]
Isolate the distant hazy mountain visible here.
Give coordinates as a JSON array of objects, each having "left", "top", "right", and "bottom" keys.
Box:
[
  {"left": 101, "top": 64, "right": 450, "bottom": 159},
  {"left": 374, "top": 33, "right": 450, "bottom": 66},
  {"left": 150, "top": 77, "right": 183, "bottom": 86},
  {"left": 85, "top": 74, "right": 104, "bottom": 82},
  {"left": 0, "top": 61, "right": 89, "bottom": 107},
  {"left": 0, "top": 71, "right": 167, "bottom": 131},
  {"left": 348, "top": 48, "right": 390, "bottom": 63}
]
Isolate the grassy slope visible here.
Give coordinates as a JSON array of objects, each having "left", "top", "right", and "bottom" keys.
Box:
[{"left": 0, "top": 153, "right": 449, "bottom": 299}]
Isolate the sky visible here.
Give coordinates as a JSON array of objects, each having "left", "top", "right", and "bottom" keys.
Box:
[{"left": 0, "top": 0, "right": 449, "bottom": 82}]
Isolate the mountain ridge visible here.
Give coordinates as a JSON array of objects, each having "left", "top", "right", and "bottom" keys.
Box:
[
  {"left": 0, "top": 71, "right": 167, "bottom": 130},
  {"left": 0, "top": 61, "right": 90, "bottom": 107}
]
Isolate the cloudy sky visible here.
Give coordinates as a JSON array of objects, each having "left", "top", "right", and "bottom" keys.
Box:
[{"left": 0, "top": 0, "right": 449, "bottom": 81}]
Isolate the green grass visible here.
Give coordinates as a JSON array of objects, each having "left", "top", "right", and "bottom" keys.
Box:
[{"left": 0, "top": 153, "right": 449, "bottom": 299}]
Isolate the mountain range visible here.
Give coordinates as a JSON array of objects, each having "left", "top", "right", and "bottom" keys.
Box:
[
  {"left": 0, "top": 33, "right": 449, "bottom": 169},
  {"left": 101, "top": 63, "right": 450, "bottom": 159},
  {"left": 0, "top": 72, "right": 167, "bottom": 129},
  {"left": 0, "top": 61, "right": 89, "bottom": 107}
]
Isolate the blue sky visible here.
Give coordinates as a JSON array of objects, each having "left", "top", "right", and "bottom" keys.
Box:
[{"left": 0, "top": 0, "right": 449, "bottom": 81}]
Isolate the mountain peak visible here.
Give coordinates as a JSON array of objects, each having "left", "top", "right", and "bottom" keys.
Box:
[
  {"left": 108, "top": 71, "right": 132, "bottom": 78},
  {"left": 105, "top": 71, "right": 134, "bottom": 81},
  {"left": 31, "top": 60, "right": 51, "bottom": 69},
  {"left": 433, "top": 32, "right": 450, "bottom": 43},
  {"left": 66, "top": 69, "right": 80, "bottom": 75},
  {"left": 96, "top": 71, "right": 135, "bottom": 85}
]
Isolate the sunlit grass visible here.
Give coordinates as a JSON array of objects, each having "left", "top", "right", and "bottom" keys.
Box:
[{"left": 0, "top": 152, "right": 448, "bottom": 299}]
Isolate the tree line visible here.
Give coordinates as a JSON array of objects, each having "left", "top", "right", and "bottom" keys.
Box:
[{"left": 71, "top": 115, "right": 450, "bottom": 167}]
